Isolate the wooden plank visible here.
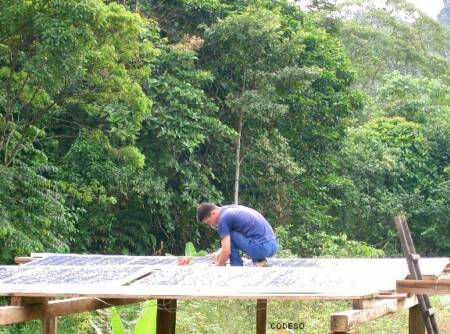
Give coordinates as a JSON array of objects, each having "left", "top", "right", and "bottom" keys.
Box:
[
  {"left": 0, "top": 283, "right": 378, "bottom": 300},
  {"left": 409, "top": 304, "right": 425, "bottom": 334},
  {"left": 14, "top": 257, "right": 34, "bottom": 265},
  {"left": 157, "top": 299, "right": 177, "bottom": 334},
  {"left": 352, "top": 299, "right": 377, "bottom": 309},
  {"left": 375, "top": 293, "right": 408, "bottom": 299},
  {"left": 256, "top": 299, "right": 267, "bottom": 334},
  {"left": 353, "top": 293, "right": 410, "bottom": 309},
  {"left": 0, "top": 297, "right": 144, "bottom": 325},
  {"left": 330, "top": 297, "right": 417, "bottom": 332},
  {"left": 397, "top": 279, "right": 450, "bottom": 295}
]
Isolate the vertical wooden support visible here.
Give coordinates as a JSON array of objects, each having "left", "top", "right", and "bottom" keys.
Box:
[
  {"left": 10, "top": 297, "right": 57, "bottom": 334},
  {"left": 409, "top": 305, "right": 426, "bottom": 334},
  {"left": 10, "top": 297, "right": 22, "bottom": 306},
  {"left": 256, "top": 299, "right": 267, "bottom": 334},
  {"left": 42, "top": 318, "right": 57, "bottom": 334},
  {"left": 157, "top": 299, "right": 177, "bottom": 334}
]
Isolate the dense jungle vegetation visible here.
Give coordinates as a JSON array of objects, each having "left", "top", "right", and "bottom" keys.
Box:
[{"left": 0, "top": 0, "right": 449, "bottom": 262}]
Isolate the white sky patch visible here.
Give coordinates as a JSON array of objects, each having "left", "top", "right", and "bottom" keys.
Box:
[
  {"left": 292, "top": 0, "right": 444, "bottom": 18},
  {"left": 408, "top": 0, "right": 444, "bottom": 18}
]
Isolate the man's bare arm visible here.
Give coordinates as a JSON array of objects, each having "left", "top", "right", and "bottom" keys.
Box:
[{"left": 216, "top": 235, "right": 231, "bottom": 266}]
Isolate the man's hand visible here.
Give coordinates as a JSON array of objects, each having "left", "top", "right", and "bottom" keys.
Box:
[
  {"left": 177, "top": 256, "right": 192, "bottom": 266},
  {"left": 210, "top": 250, "right": 221, "bottom": 264}
]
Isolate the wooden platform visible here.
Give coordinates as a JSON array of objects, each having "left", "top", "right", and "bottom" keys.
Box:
[
  {"left": 1, "top": 257, "right": 447, "bottom": 300},
  {"left": 0, "top": 254, "right": 448, "bottom": 334}
]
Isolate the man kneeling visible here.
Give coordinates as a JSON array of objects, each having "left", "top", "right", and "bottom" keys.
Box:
[{"left": 197, "top": 203, "right": 278, "bottom": 266}]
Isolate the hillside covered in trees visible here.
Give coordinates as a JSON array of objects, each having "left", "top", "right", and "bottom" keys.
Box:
[{"left": 0, "top": 0, "right": 449, "bottom": 262}]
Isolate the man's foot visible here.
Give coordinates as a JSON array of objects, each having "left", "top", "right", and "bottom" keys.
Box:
[{"left": 254, "top": 259, "right": 269, "bottom": 267}]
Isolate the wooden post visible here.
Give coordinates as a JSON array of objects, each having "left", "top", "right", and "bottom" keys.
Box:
[
  {"left": 42, "top": 318, "right": 57, "bottom": 334},
  {"left": 10, "top": 297, "right": 57, "bottom": 334},
  {"left": 256, "top": 299, "right": 267, "bottom": 334},
  {"left": 409, "top": 305, "right": 425, "bottom": 334},
  {"left": 157, "top": 299, "right": 177, "bottom": 334}
]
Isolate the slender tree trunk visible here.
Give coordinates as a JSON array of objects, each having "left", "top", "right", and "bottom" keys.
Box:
[{"left": 234, "top": 111, "right": 244, "bottom": 205}]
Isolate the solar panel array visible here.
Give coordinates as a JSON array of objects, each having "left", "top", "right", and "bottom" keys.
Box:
[
  {"left": 0, "top": 254, "right": 446, "bottom": 300},
  {"left": 25, "top": 254, "right": 412, "bottom": 268}
]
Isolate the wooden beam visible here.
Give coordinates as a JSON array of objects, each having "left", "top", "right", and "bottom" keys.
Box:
[
  {"left": 330, "top": 297, "right": 417, "bottom": 332},
  {"left": 0, "top": 297, "right": 144, "bottom": 325},
  {"left": 0, "top": 284, "right": 379, "bottom": 300},
  {"left": 256, "top": 299, "right": 267, "bottom": 334},
  {"left": 157, "top": 299, "right": 177, "bottom": 334},
  {"left": 409, "top": 305, "right": 425, "bottom": 334},
  {"left": 397, "top": 279, "right": 450, "bottom": 295},
  {"left": 14, "top": 256, "right": 34, "bottom": 265},
  {"left": 352, "top": 299, "right": 377, "bottom": 309}
]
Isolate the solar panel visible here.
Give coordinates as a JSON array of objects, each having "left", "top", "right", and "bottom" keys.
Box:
[
  {"left": 0, "top": 266, "right": 152, "bottom": 285},
  {"left": 245, "top": 258, "right": 325, "bottom": 267},
  {"left": 0, "top": 266, "right": 35, "bottom": 281},
  {"left": 26, "top": 254, "right": 213, "bottom": 267},
  {"left": 131, "top": 266, "right": 380, "bottom": 294},
  {"left": 27, "top": 254, "right": 135, "bottom": 266},
  {"left": 127, "top": 257, "right": 180, "bottom": 266}
]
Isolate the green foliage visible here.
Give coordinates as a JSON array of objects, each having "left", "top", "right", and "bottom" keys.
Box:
[
  {"left": 134, "top": 300, "right": 157, "bottom": 334},
  {"left": 185, "top": 241, "right": 208, "bottom": 256},
  {"left": 319, "top": 0, "right": 450, "bottom": 94},
  {"left": 0, "top": 0, "right": 448, "bottom": 265},
  {"left": 442, "top": 296, "right": 450, "bottom": 313},
  {"left": 111, "top": 300, "right": 157, "bottom": 334},
  {"left": 334, "top": 116, "right": 449, "bottom": 254},
  {"left": 320, "top": 233, "right": 385, "bottom": 258},
  {"left": 377, "top": 73, "right": 449, "bottom": 124},
  {"left": 275, "top": 224, "right": 384, "bottom": 258},
  {"left": 0, "top": 161, "right": 75, "bottom": 263},
  {"left": 137, "top": 45, "right": 231, "bottom": 252},
  {"left": 62, "top": 130, "right": 170, "bottom": 254},
  {"left": 200, "top": 3, "right": 359, "bottom": 229},
  {"left": 111, "top": 307, "right": 126, "bottom": 334}
]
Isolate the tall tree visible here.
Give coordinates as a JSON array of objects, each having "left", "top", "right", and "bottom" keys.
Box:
[
  {"left": 0, "top": 0, "right": 157, "bottom": 259},
  {"left": 315, "top": 0, "right": 450, "bottom": 95},
  {"left": 200, "top": 8, "right": 311, "bottom": 204}
]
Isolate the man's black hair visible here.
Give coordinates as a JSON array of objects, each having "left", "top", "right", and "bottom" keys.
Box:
[{"left": 197, "top": 203, "right": 217, "bottom": 222}]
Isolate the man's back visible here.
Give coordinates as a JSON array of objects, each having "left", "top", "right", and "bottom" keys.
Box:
[{"left": 218, "top": 205, "right": 275, "bottom": 244}]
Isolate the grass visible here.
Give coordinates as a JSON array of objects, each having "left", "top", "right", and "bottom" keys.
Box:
[{"left": 0, "top": 297, "right": 449, "bottom": 333}]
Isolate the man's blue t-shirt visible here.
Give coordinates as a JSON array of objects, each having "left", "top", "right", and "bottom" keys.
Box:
[{"left": 217, "top": 205, "right": 276, "bottom": 244}]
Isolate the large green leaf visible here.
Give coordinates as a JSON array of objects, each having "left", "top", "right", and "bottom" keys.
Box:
[
  {"left": 185, "top": 242, "right": 197, "bottom": 256},
  {"left": 110, "top": 308, "right": 126, "bottom": 334},
  {"left": 134, "top": 300, "right": 157, "bottom": 334}
]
